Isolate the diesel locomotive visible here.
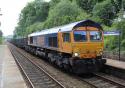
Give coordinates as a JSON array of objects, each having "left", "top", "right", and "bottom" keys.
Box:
[{"left": 12, "top": 20, "right": 106, "bottom": 74}]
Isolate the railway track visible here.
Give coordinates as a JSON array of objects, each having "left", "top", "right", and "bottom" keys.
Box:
[
  {"left": 79, "top": 72, "right": 125, "bottom": 88},
  {"left": 9, "top": 44, "right": 66, "bottom": 88},
  {"left": 94, "top": 73, "right": 125, "bottom": 88},
  {"left": 9, "top": 43, "right": 125, "bottom": 88}
]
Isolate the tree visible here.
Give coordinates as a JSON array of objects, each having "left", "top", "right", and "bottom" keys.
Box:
[
  {"left": 113, "top": 19, "right": 125, "bottom": 39},
  {"left": 111, "top": 0, "right": 125, "bottom": 13},
  {"left": 0, "top": 30, "right": 2, "bottom": 37},
  {"left": 25, "top": 22, "right": 44, "bottom": 36},
  {"left": 104, "top": 18, "right": 125, "bottom": 50},
  {"left": 43, "top": 0, "right": 89, "bottom": 28},
  {"left": 92, "top": 0, "right": 117, "bottom": 26},
  {"left": 49, "top": 0, "right": 61, "bottom": 9},
  {"left": 14, "top": 0, "right": 49, "bottom": 37},
  {"left": 76, "top": 0, "right": 97, "bottom": 13},
  {"left": 0, "top": 30, "right": 3, "bottom": 44},
  {"left": 19, "top": 0, "right": 49, "bottom": 27}
]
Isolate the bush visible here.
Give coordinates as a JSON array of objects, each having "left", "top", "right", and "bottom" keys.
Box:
[{"left": 0, "top": 37, "right": 3, "bottom": 44}]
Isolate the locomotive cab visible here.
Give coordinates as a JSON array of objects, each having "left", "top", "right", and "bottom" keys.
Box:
[
  {"left": 72, "top": 27, "right": 104, "bottom": 59},
  {"left": 69, "top": 26, "right": 106, "bottom": 73}
]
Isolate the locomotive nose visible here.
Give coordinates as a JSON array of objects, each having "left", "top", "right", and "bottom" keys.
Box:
[{"left": 73, "top": 43, "right": 103, "bottom": 59}]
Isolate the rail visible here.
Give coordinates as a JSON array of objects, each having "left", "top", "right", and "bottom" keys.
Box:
[{"left": 9, "top": 44, "right": 66, "bottom": 88}]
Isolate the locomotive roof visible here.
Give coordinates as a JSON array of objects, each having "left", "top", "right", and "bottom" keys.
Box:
[{"left": 28, "top": 20, "right": 103, "bottom": 37}]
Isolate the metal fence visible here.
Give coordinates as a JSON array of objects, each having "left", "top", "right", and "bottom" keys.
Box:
[{"left": 103, "top": 51, "right": 125, "bottom": 61}]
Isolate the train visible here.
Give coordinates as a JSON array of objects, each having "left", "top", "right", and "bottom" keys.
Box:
[{"left": 11, "top": 20, "right": 106, "bottom": 74}]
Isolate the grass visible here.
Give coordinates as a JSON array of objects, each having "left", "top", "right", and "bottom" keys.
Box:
[{"left": 0, "top": 37, "right": 3, "bottom": 44}]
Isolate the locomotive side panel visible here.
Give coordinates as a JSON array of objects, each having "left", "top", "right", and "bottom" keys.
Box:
[
  {"left": 28, "top": 36, "right": 40, "bottom": 46},
  {"left": 45, "top": 33, "right": 58, "bottom": 48},
  {"left": 58, "top": 32, "right": 73, "bottom": 54},
  {"left": 37, "top": 35, "right": 45, "bottom": 47}
]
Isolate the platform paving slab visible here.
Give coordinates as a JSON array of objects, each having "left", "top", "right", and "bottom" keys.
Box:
[
  {"left": 0, "top": 45, "right": 27, "bottom": 88},
  {"left": 106, "top": 58, "right": 125, "bottom": 70}
]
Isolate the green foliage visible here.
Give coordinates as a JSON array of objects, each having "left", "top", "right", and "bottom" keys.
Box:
[
  {"left": 0, "top": 30, "right": 2, "bottom": 37},
  {"left": 92, "top": 0, "right": 125, "bottom": 26},
  {"left": 112, "top": 19, "right": 125, "bottom": 39},
  {"left": 104, "top": 19, "right": 125, "bottom": 50},
  {"left": 0, "top": 37, "right": 3, "bottom": 44},
  {"left": 104, "top": 36, "right": 118, "bottom": 50},
  {"left": 25, "top": 22, "right": 44, "bottom": 35},
  {"left": 93, "top": 0, "right": 116, "bottom": 26},
  {"left": 43, "top": 0, "right": 89, "bottom": 28},
  {"left": 121, "top": 40, "right": 125, "bottom": 49},
  {"left": 0, "top": 30, "right": 3, "bottom": 44},
  {"left": 111, "top": 0, "right": 125, "bottom": 13},
  {"left": 49, "top": 0, "right": 61, "bottom": 9},
  {"left": 19, "top": 0, "right": 49, "bottom": 26},
  {"left": 112, "top": 19, "right": 125, "bottom": 49},
  {"left": 15, "top": 0, "right": 49, "bottom": 37},
  {"left": 76, "top": 0, "right": 97, "bottom": 13}
]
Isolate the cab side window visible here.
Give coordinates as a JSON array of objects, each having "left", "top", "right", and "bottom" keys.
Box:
[
  {"left": 30, "top": 37, "right": 33, "bottom": 44},
  {"left": 63, "top": 33, "right": 70, "bottom": 42}
]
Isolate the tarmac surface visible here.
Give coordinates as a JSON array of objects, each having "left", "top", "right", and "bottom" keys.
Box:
[{"left": 0, "top": 45, "right": 27, "bottom": 88}]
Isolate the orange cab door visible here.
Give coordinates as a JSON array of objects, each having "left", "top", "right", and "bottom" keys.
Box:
[{"left": 60, "top": 32, "right": 72, "bottom": 54}]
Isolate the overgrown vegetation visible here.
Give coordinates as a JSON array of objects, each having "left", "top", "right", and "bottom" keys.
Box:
[
  {"left": 14, "top": 0, "right": 125, "bottom": 50},
  {"left": 0, "top": 30, "right": 3, "bottom": 44}
]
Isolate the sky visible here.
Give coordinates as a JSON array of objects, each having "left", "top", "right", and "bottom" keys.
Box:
[{"left": 0, "top": 0, "right": 50, "bottom": 36}]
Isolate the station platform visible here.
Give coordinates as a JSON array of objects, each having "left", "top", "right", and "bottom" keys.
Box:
[
  {"left": 0, "top": 45, "right": 27, "bottom": 88},
  {"left": 105, "top": 58, "right": 125, "bottom": 70}
]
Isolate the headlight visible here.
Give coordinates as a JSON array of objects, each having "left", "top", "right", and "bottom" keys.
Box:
[
  {"left": 100, "top": 51, "right": 103, "bottom": 55},
  {"left": 74, "top": 53, "right": 79, "bottom": 57},
  {"left": 97, "top": 51, "right": 103, "bottom": 56}
]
